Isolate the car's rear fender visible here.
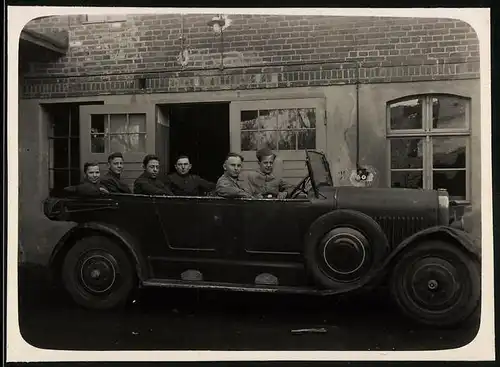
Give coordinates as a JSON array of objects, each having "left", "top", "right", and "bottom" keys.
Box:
[{"left": 48, "top": 221, "right": 150, "bottom": 285}]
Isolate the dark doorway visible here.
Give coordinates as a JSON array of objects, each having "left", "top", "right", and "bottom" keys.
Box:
[{"left": 165, "top": 102, "right": 230, "bottom": 183}]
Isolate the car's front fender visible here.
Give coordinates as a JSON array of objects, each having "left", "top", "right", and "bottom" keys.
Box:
[
  {"left": 358, "top": 226, "right": 481, "bottom": 292},
  {"left": 48, "top": 221, "right": 150, "bottom": 284},
  {"left": 389, "top": 225, "right": 480, "bottom": 262}
]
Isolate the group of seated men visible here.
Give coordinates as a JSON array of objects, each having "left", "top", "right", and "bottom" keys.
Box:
[{"left": 64, "top": 148, "right": 297, "bottom": 199}]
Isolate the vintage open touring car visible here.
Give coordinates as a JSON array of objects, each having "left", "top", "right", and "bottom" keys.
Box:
[{"left": 43, "top": 150, "right": 480, "bottom": 328}]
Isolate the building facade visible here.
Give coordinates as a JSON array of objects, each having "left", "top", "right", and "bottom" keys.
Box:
[{"left": 18, "top": 13, "right": 482, "bottom": 264}]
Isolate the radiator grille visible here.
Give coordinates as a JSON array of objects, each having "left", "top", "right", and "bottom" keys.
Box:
[{"left": 373, "top": 216, "right": 431, "bottom": 248}]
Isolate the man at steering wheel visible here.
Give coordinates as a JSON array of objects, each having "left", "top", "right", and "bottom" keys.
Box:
[{"left": 246, "top": 147, "right": 295, "bottom": 199}]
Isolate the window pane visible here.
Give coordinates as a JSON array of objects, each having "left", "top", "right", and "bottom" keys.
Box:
[
  {"left": 109, "top": 113, "right": 147, "bottom": 134},
  {"left": 128, "top": 114, "right": 146, "bottom": 132},
  {"left": 389, "top": 98, "right": 423, "bottom": 130},
  {"left": 241, "top": 111, "right": 258, "bottom": 130},
  {"left": 433, "top": 170, "right": 466, "bottom": 199},
  {"left": 109, "top": 114, "right": 127, "bottom": 133},
  {"left": 70, "top": 138, "right": 80, "bottom": 168},
  {"left": 391, "top": 171, "right": 423, "bottom": 189},
  {"left": 258, "top": 110, "right": 277, "bottom": 130},
  {"left": 50, "top": 138, "right": 69, "bottom": 169},
  {"left": 432, "top": 96, "right": 467, "bottom": 129},
  {"left": 51, "top": 118, "right": 70, "bottom": 137},
  {"left": 110, "top": 133, "right": 146, "bottom": 153},
  {"left": 390, "top": 138, "right": 424, "bottom": 169},
  {"left": 258, "top": 130, "right": 277, "bottom": 150},
  {"left": 240, "top": 130, "right": 278, "bottom": 151},
  {"left": 278, "top": 130, "right": 297, "bottom": 150},
  {"left": 91, "top": 114, "right": 106, "bottom": 133},
  {"left": 297, "top": 129, "right": 316, "bottom": 149},
  {"left": 91, "top": 134, "right": 107, "bottom": 153},
  {"left": 302, "top": 108, "right": 316, "bottom": 129},
  {"left": 50, "top": 169, "right": 70, "bottom": 191},
  {"left": 277, "top": 109, "right": 291, "bottom": 130},
  {"left": 433, "top": 137, "right": 467, "bottom": 169},
  {"left": 70, "top": 105, "right": 79, "bottom": 137},
  {"left": 70, "top": 168, "right": 81, "bottom": 186},
  {"left": 241, "top": 131, "right": 258, "bottom": 151}
]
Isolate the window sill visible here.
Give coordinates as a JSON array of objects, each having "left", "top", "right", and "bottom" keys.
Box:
[
  {"left": 82, "top": 20, "right": 127, "bottom": 25},
  {"left": 451, "top": 200, "right": 471, "bottom": 206}
]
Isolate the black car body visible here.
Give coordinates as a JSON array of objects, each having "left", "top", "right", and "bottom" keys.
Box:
[{"left": 43, "top": 150, "right": 481, "bottom": 327}]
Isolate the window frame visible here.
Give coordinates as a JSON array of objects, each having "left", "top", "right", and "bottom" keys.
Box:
[
  {"left": 386, "top": 94, "right": 471, "bottom": 203},
  {"left": 48, "top": 107, "right": 81, "bottom": 193},
  {"left": 90, "top": 112, "right": 148, "bottom": 155},
  {"left": 239, "top": 108, "right": 317, "bottom": 152}
]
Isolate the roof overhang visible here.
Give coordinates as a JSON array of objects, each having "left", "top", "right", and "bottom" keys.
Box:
[{"left": 20, "top": 28, "right": 68, "bottom": 55}]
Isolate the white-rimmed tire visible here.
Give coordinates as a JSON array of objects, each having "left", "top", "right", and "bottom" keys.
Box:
[
  {"left": 61, "top": 235, "right": 136, "bottom": 310},
  {"left": 304, "top": 210, "right": 390, "bottom": 291},
  {"left": 389, "top": 240, "right": 480, "bottom": 327}
]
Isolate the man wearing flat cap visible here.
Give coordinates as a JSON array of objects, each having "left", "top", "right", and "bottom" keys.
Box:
[{"left": 246, "top": 147, "right": 294, "bottom": 199}]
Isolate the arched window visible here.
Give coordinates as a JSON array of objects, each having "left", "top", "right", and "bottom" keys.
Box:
[{"left": 386, "top": 94, "right": 470, "bottom": 202}]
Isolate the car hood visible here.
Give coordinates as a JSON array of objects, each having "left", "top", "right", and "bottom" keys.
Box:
[{"left": 333, "top": 186, "right": 439, "bottom": 216}]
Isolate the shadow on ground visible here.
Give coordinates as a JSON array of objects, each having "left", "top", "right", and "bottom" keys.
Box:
[{"left": 17, "top": 264, "right": 481, "bottom": 351}]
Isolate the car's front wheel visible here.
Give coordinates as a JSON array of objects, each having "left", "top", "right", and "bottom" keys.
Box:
[
  {"left": 61, "top": 235, "right": 136, "bottom": 310},
  {"left": 389, "top": 240, "right": 480, "bottom": 327}
]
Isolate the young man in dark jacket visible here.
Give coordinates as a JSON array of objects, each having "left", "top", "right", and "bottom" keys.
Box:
[
  {"left": 100, "top": 152, "right": 132, "bottom": 194},
  {"left": 164, "top": 155, "right": 215, "bottom": 196},
  {"left": 64, "top": 162, "right": 109, "bottom": 197},
  {"left": 134, "top": 154, "right": 173, "bottom": 195}
]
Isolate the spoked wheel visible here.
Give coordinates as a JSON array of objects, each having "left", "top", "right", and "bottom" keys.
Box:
[
  {"left": 61, "top": 235, "right": 136, "bottom": 310},
  {"left": 389, "top": 240, "right": 480, "bottom": 328}
]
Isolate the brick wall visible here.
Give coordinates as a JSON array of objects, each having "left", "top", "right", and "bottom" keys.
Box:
[{"left": 20, "top": 14, "right": 480, "bottom": 98}]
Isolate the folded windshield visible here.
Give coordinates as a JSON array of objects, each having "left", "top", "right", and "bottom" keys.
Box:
[{"left": 307, "top": 150, "right": 334, "bottom": 189}]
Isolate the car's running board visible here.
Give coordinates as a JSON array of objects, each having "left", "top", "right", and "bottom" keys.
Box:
[{"left": 142, "top": 279, "right": 327, "bottom": 295}]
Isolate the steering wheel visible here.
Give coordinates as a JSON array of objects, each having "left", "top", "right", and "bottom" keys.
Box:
[{"left": 289, "top": 176, "right": 311, "bottom": 199}]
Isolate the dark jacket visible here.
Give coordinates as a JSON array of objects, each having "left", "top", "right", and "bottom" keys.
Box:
[
  {"left": 64, "top": 180, "right": 107, "bottom": 197},
  {"left": 134, "top": 172, "right": 173, "bottom": 195},
  {"left": 100, "top": 171, "right": 131, "bottom": 194},
  {"left": 164, "top": 172, "right": 215, "bottom": 196}
]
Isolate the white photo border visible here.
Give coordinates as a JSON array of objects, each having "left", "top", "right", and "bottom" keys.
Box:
[{"left": 6, "top": 6, "right": 494, "bottom": 362}]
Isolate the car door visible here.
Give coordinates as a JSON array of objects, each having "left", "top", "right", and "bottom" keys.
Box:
[
  {"left": 153, "top": 195, "right": 245, "bottom": 281},
  {"left": 240, "top": 197, "right": 316, "bottom": 261},
  {"left": 155, "top": 196, "right": 244, "bottom": 255}
]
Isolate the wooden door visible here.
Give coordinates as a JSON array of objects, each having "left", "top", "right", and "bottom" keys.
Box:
[
  {"left": 230, "top": 98, "right": 326, "bottom": 185},
  {"left": 80, "top": 104, "right": 156, "bottom": 190}
]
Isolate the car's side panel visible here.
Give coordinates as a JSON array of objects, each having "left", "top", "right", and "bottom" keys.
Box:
[
  {"left": 240, "top": 198, "right": 332, "bottom": 259},
  {"left": 46, "top": 195, "right": 165, "bottom": 282},
  {"left": 147, "top": 196, "right": 333, "bottom": 287},
  {"left": 152, "top": 196, "right": 248, "bottom": 280},
  {"left": 154, "top": 196, "right": 245, "bottom": 254},
  {"left": 81, "top": 195, "right": 168, "bottom": 257}
]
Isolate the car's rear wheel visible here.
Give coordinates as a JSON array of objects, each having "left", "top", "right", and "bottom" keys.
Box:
[
  {"left": 61, "top": 235, "right": 136, "bottom": 310},
  {"left": 389, "top": 240, "right": 480, "bottom": 327},
  {"left": 304, "top": 210, "right": 389, "bottom": 291}
]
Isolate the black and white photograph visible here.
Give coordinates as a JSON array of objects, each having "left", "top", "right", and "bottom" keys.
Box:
[{"left": 7, "top": 6, "right": 493, "bottom": 362}]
